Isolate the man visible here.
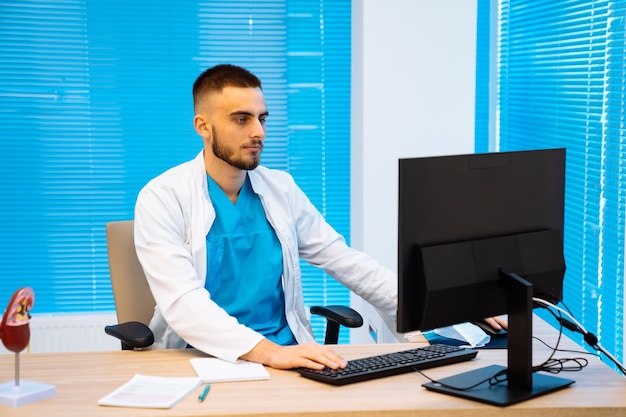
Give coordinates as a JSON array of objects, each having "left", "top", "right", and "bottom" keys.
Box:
[{"left": 134, "top": 64, "right": 398, "bottom": 370}]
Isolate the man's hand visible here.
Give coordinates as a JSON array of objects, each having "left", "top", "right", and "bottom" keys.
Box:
[
  {"left": 483, "top": 316, "right": 508, "bottom": 332},
  {"left": 240, "top": 338, "right": 348, "bottom": 370}
]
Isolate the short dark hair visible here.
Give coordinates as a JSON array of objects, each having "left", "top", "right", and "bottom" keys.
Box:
[{"left": 192, "top": 64, "right": 262, "bottom": 111}]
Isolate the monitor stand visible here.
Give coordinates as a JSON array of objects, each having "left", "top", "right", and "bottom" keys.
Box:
[{"left": 423, "top": 271, "right": 574, "bottom": 406}]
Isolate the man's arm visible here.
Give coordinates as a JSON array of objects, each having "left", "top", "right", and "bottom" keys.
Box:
[{"left": 240, "top": 338, "right": 348, "bottom": 370}]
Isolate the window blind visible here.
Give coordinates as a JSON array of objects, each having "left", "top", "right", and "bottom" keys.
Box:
[
  {"left": 0, "top": 0, "right": 351, "bottom": 343},
  {"left": 494, "top": 0, "right": 624, "bottom": 367},
  {"left": 475, "top": 0, "right": 492, "bottom": 153}
]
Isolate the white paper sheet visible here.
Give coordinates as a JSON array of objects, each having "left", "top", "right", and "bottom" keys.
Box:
[
  {"left": 189, "top": 357, "right": 270, "bottom": 383},
  {"left": 98, "top": 374, "right": 202, "bottom": 409}
]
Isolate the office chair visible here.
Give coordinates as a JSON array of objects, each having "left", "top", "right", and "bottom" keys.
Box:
[{"left": 104, "top": 220, "right": 363, "bottom": 350}]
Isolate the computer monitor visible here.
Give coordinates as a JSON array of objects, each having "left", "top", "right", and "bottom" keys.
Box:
[{"left": 397, "top": 148, "right": 574, "bottom": 406}]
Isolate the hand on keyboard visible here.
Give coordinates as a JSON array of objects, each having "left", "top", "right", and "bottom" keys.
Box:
[
  {"left": 240, "top": 339, "right": 348, "bottom": 370},
  {"left": 296, "top": 344, "right": 478, "bottom": 385}
]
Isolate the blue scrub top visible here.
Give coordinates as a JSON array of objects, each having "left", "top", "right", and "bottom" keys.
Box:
[{"left": 205, "top": 174, "right": 296, "bottom": 345}]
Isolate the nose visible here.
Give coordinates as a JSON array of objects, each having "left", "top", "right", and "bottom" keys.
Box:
[{"left": 251, "top": 118, "right": 266, "bottom": 139}]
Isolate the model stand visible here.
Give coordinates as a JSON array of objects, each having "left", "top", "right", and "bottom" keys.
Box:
[{"left": 0, "top": 287, "right": 56, "bottom": 407}]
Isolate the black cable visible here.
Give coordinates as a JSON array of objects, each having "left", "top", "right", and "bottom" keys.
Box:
[
  {"left": 536, "top": 300, "right": 626, "bottom": 376},
  {"left": 413, "top": 366, "right": 506, "bottom": 391},
  {"left": 531, "top": 304, "right": 584, "bottom": 372},
  {"left": 532, "top": 306, "right": 590, "bottom": 372},
  {"left": 533, "top": 334, "right": 599, "bottom": 359},
  {"left": 534, "top": 357, "right": 588, "bottom": 374}
]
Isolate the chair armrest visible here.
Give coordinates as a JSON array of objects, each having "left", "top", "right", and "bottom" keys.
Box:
[
  {"left": 104, "top": 321, "right": 154, "bottom": 350},
  {"left": 310, "top": 305, "right": 364, "bottom": 344},
  {"left": 311, "top": 305, "right": 363, "bottom": 328}
]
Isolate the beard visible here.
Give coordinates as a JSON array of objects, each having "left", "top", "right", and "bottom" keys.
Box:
[{"left": 211, "top": 127, "right": 262, "bottom": 170}]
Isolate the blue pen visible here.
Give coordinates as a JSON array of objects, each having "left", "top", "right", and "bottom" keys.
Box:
[{"left": 198, "top": 383, "right": 211, "bottom": 402}]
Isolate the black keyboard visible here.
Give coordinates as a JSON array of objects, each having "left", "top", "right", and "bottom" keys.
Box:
[{"left": 296, "top": 344, "right": 478, "bottom": 386}]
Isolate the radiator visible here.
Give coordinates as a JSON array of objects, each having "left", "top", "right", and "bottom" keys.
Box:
[{"left": 0, "top": 312, "right": 121, "bottom": 354}]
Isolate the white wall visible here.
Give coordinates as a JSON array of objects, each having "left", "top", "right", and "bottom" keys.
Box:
[{"left": 350, "top": 0, "right": 478, "bottom": 343}]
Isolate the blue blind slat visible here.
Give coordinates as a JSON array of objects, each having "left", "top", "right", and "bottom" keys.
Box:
[
  {"left": 494, "top": 0, "right": 624, "bottom": 370},
  {"left": 0, "top": 0, "right": 351, "bottom": 343}
]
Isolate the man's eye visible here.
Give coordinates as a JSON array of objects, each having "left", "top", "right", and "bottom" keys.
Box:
[{"left": 235, "top": 117, "right": 247, "bottom": 124}]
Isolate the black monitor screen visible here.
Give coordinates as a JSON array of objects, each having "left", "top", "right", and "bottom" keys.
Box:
[{"left": 397, "top": 148, "right": 566, "bottom": 333}]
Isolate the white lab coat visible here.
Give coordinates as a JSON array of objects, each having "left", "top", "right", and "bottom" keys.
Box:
[{"left": 134, "top": 150, "right": 397, "bottom": 363}]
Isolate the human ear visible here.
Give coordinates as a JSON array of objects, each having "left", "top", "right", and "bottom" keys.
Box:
[{"left": 193, "top": 114, "right": 212, "bottom": 138}]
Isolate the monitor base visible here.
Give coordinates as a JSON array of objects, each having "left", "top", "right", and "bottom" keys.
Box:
[{"left": 423, "top": 364, "right": 574, "bottom": 407}]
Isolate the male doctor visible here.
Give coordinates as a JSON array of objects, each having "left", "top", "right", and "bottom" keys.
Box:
[{"left": 133, "top": 64, "right": 399, "bottom": 370}]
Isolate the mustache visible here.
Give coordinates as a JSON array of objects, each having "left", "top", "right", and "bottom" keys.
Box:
[{"left": 242, "top": 139, "right": 263, "bottom": 149}]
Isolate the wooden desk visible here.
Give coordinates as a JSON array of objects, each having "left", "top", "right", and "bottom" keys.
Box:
[{"left": 1, "top": 318, "right": 625, "bottom": 417}]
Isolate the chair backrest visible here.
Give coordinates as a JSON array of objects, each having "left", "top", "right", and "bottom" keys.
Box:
[{"left": 106, "top": 220, "right": 156, "bottom": 326}]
